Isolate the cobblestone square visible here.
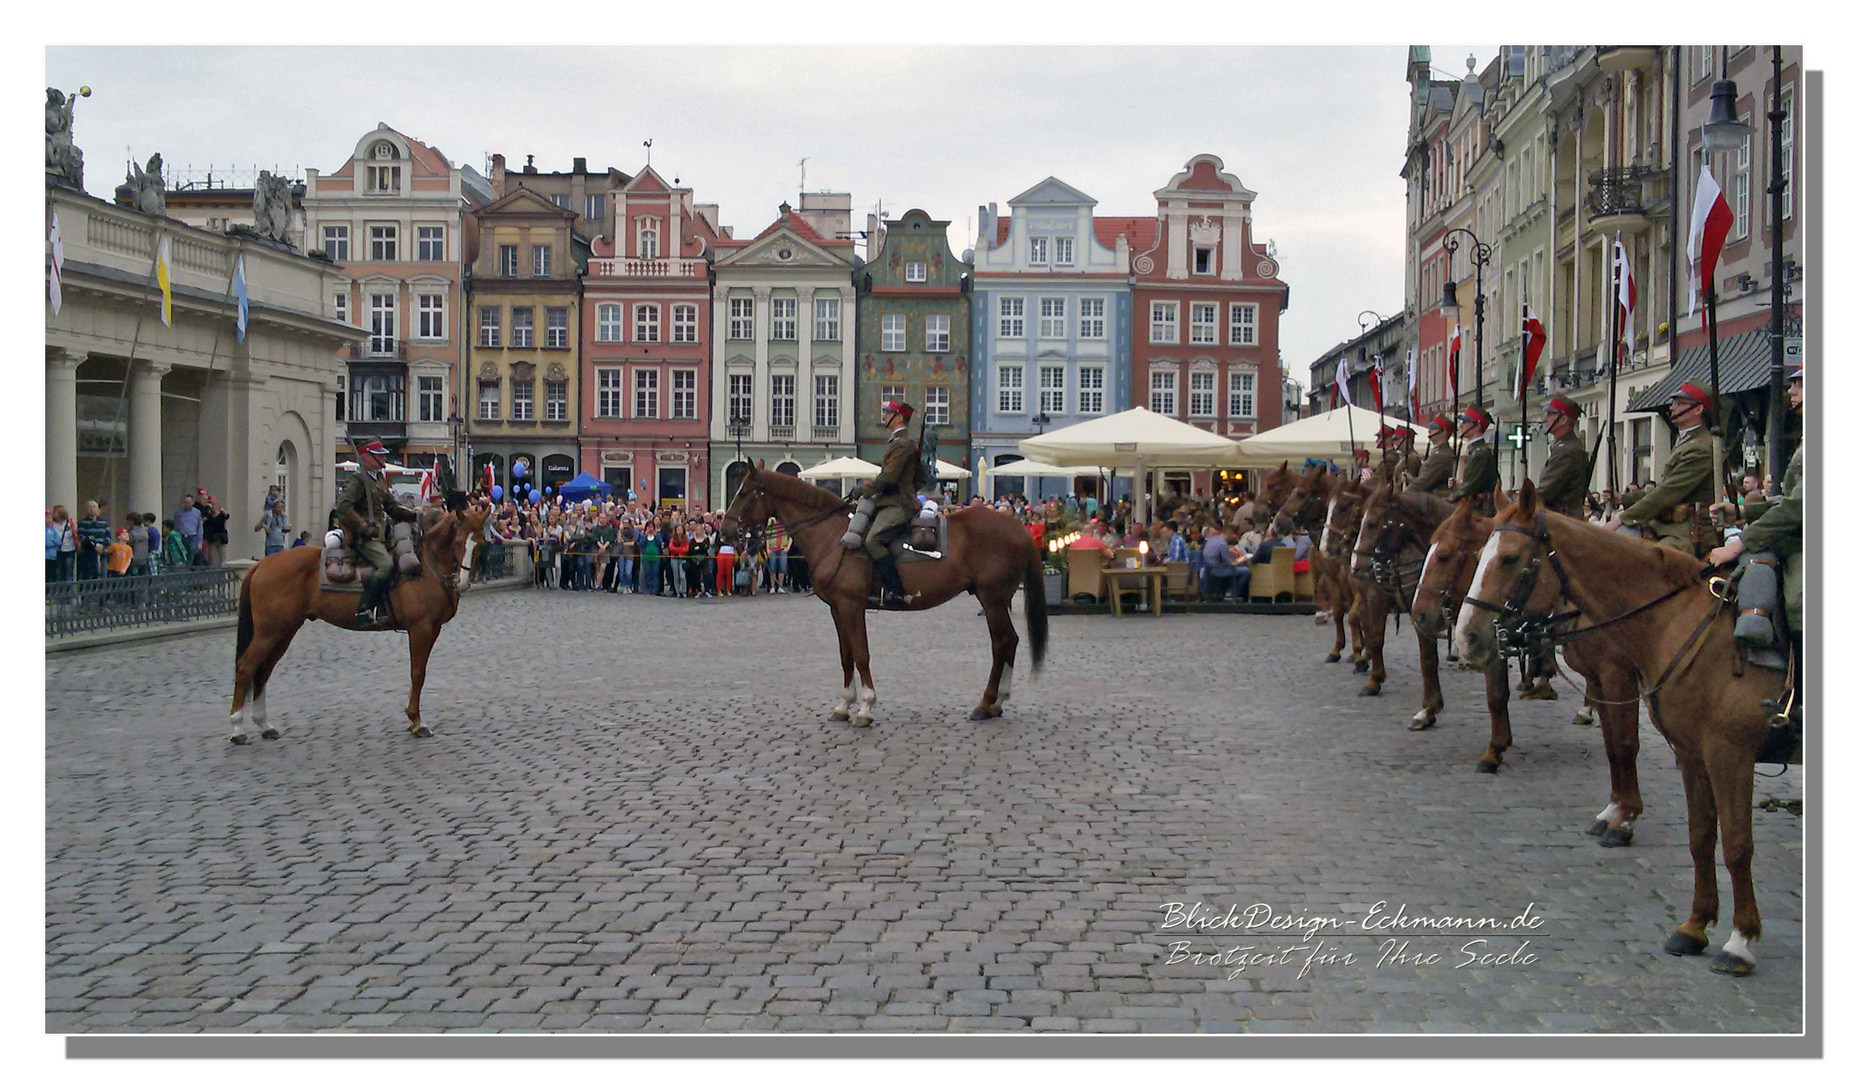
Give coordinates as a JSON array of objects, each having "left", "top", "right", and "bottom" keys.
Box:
[{"left": 46, "top": 589, "right": 1805, "bottom": 1033}]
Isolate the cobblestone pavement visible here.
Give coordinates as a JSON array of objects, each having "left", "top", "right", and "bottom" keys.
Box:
[{"left": 46, "top": 589, "right": 1805, "bottom": 1034}]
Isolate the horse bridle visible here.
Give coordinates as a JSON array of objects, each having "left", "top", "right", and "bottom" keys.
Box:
[{"left": 725, "top": 481, "right": 849, "bottom": 538}]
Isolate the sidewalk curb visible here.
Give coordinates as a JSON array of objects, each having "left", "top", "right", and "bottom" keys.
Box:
[{"left": 45, "top": 577, "right": 530, "bottom": 653}]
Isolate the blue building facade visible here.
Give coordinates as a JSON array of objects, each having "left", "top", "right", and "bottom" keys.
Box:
[{"left": 969, "top": 178, "right": 1141, "bottom": 500}]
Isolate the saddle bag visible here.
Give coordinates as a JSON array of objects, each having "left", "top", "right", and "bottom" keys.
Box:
[
  {"left": 1734, "top": 554, "right": 1780, "bottom": 646},
  {"left": 841, "top": 496, "right": 876, "bottom": 549},
  {"left": 908, "top": 507, "right": 939, "bottom": 552}
]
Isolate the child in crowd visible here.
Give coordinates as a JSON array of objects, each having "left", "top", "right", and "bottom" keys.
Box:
[{"left": 106, "top": 529, "right": 133, "bottom": 578}]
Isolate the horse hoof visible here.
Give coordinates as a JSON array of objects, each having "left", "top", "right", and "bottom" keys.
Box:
[
  {"left": 228, "top": 733, "right": 249, "bottom": 746},
  {"left": 1599, "top": 825, "right": 1634, "bottom": 848},
  {"left": 411, "top": 725, "right": 434, "bottom": 738},
  {"left": 1475, "top": 760, "right": 1500, "bottom": 774},
  {"left": 1573, "top": 708, "right": 1598, "bottom": 726},
  {"left": 1352, "top": 661, "right": 1369, "bottom": 674},
  {"left": 827, "top": 711, "right": 851, "bottom": 723},
  {"left": 851, "top": 715, "right": 875, "bottom": 728},
  {"left": 1709, "top": 952, "right": 1755, "bottom": 977},
  {"left": 260, "top": 729, "right": 281, "bottom": 740},
  {"left": 1358, "top": 684, "right": 1380, "bottom": 697},
  {"left": 1314, "top": 614, "right": 1328, "bottom": 625},
  {"left": 1324, "top": 652, "right": 1341, "bottom": 663},
  {"left": 1407, "top": 716, "right": 1436, "bottom": 732},
  {"left": 1585, "top": 819, "right": 1609, "bottom": 837},
  {"left": 967, "top": 708, "right": 1002, "bottom": 722},
  {"left": 1664, "top": 931, "right": 1707, "bottom": 957}
]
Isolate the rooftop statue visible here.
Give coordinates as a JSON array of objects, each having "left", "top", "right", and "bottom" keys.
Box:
[
  {"left": 46, "top": 86, "right": 91, "bottom": 188},
  {"left": 125, "top": 153, "right": 166, "bottom": 217},
  {"left": 253, "top": 170, "right": 294, "bottom": 246}
]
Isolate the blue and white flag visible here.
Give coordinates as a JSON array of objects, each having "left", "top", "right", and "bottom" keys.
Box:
[{"left": 233, "top": 254, "right": 249, "bottom": 342}]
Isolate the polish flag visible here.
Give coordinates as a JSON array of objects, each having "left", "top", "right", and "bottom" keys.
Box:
[
  {"left": 1613, "top": 237, "right": 1637, "bottom": 362},
  {"left": 1447, "top": 326, "right": 1461, "bottom": 396},
  {"left": 1686, "top": 164, "right": 1734, "bottom": 323},
  {"left": 1521, "top": 307, "right": 1548, "bottom": 389},
  {"left": 1406, "top": 348, "right": 1419, "bottom": 421},
  {"left": 1334, "top": 356, "right": 1353, "bottom": 406},
  {"left": 1368, "top": 364, "right": 1383, "bottom": 412}
]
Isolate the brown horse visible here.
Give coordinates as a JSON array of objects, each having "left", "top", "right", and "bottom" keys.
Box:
[
  {"left": 1412, "top": 496, "right": 1644, "bottom": 841},
  {"left": 1348, "top": 485, "right": 1455, "bottom": 706},
  {"left": 1457, "top": 481, "right": 1785, "bottom": 975},
  {"left": 1273, "top": 465, "right": 1352, "bottom": 647},
  {"left": 721, "top": 462, "right": 1047, "bottom": 725},
  {"left": 1316, "top": 474, "right": 1380, "bottom": 674},
  {"left": 228, "top": 499, "right": 492, "bottom": 742}
]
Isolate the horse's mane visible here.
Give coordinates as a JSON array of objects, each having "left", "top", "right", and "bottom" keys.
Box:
[{"left": 754, "top": 468, "right": 851, "bottom": 515}]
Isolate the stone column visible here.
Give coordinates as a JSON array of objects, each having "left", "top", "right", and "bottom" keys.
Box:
[
  {"left": 752, "top": 286, "right": 772, "bottom": 444},
  {"left": 128, "top": 360, "right": 171, "bottom": 517},
  {"left": 795, "top": 285, "right": 815, "bottom": 442},
  {"left": 46, "top": 350, "right": 84, "bottom": 513}
]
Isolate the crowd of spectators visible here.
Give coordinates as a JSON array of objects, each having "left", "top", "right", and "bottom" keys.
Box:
[{"left": 45, "top": 487, "right": 241, "bottom": 584}]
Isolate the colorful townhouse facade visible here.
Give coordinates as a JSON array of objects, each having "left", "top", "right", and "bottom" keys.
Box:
[
  {"left": 707, "top": 197, "right": 859, "bottom": 510},
  {"left": 580, "top": 166, "right": 727, "bottom": 506},
  {"left": 853, "top": 208, "right": 972, "bottom": 475},
  {"left": 1128, "top": 154, "right": 1290, "bottom": 497},
  {"left": 969, "top": 177, "right": 1135, "bottom": 501}
]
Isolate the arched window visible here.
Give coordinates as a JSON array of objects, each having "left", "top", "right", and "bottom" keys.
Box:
[
  {"left": 276, "top": 442, "right": 294, "bottom": 512},
  {"left": 724, "top": 460, "right": 750, "bottom": 506}
]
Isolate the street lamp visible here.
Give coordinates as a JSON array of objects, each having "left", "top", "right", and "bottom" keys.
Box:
[
  {"left": 446, "top": 412, "right": 462, "bottom": 492},
  {"left": 1697, "top": 50, "right": 1755, "bottom": 490},
  {"left": 1030, "top": 411, "right": 1050, "bottom": 503},
  {"left": 1763, "top": 46, "right": 1791, "bottom": 489},
  {"left": 1439, "top": 227, "right": 1491, "bottom": 414},
  {"left": 728, "top": 411, "right": 749, "bottom": 503}
]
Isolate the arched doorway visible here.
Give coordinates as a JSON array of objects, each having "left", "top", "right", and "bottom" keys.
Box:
[
  {"left": 472, "top": 453, "right": 506, "bottom": 493},
  {"left": 775, "top": 461, "right": 802, "bottom": 477},
  {"left": 724, "top": 460, "right": 749, "bottom": 506},
  {"left": 542, "top": 454, "right": 575, "bottom": 497}
]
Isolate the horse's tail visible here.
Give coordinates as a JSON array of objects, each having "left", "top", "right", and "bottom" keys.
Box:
[
  {"left": 1022, "top": 534, "right": 1048, "bottom": 675},
  {"left": 235, "top": 565, "right": 255, "bottom": 668}
]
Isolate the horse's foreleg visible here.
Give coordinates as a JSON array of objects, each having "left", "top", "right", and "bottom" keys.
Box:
[
  {"left": 1347, "top": 589, "right": 1367, "bottom": 669},
  {"left": 1325, "top": 578, "right": 1348, "bottom": 662},
  {"left": 1708, "top": 741, "right": 1762, "bottom": 975},
  {"left": 970, "top": 591, "right": 1018, "bottom": 722},
  {"left": 1359, "top": 591, "right": 1388, "bottom": 695},
  {"left": 1666, "top": 756, "right": 1721, "bottom": 958},
  {"left": 1475, "top": 659, "right": 1513, "bottom": 771},
  {"left": 828, "top": 606, "right": 856, "bottom": 722},
  {"left": 1587, "top": 667, "right": 1644, "bottom": 845},
  {"left": 1409, "top": 630, "right": 1444, "bottom": 730},
  {"left": 405, "top": 625, "right": 439, "bottom": 738},
  {"left": 848, "top": 608, "right": 877, "bottom": 728}
]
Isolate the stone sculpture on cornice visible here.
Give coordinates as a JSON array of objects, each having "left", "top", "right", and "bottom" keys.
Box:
[{"left": 46, "top": 86, "right": 90, "bottom": 188}]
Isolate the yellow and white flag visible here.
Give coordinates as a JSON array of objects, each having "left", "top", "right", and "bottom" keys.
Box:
[{"left": 155, "top": 234, "right": 173, "bottom": 326}]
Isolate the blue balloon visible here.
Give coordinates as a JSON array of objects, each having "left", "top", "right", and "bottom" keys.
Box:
[
  {"left": 491, "top": 484, "right": 504, "bottom": 500},
  {"left": 528, "top": 489, "right": 541, "bottom": 504},
  {"left": 513, "top": 462, "right": 528, "bottom": 479},
  {"left": 545, "top": 485, "right": 552, "bottom": 494}
]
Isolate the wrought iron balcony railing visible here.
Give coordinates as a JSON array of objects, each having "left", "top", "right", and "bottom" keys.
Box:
[{"left": 1585, "top": 167, "right": 1663, "bottom": 220}]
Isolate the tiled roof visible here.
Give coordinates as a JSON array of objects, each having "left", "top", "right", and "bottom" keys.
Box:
[
  {"left": 748, "top": 207, "right": 852, "bottom": 246},
  {"left": 994, "top": 216, "right": 1010, "bottom": 245},
  {"left": 1628, "top": 329, "right": 1781, "bottom": 412},
  {"left": 1094, "top": 215, "right": 1159, "bottom": 253},
  {"left": 402, "top": 135, "right": 450, "bottom": 176}
]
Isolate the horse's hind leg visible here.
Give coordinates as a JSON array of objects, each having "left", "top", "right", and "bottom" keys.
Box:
[
  {"left": 231, "top": 624, "right": 287, "bottom": 745},
  {"left": 969, "top": 588, "right": 1018, "bottom": 722},
  {"left": 1359, "top": 591, "right": 1388, "bottom": 695},
  {"left": 827, "top": 606, "right": 856, "bottom": 722},
  {"left": 405, "top": 625, "right": 439, "bottom": 737},
  {"left": 249, "top": 626, "right": 298, "bottom": 740},
  {"left": 1666, "top": 755, "right": 1721, "bottom": 958}
]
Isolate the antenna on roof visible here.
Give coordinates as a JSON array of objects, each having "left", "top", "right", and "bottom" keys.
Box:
[
  {"left": 799, "top": 157, "right": 807, "bottom": 193},
  {"left": 643, "top": 139, "right": 652, "bottom": 167}
]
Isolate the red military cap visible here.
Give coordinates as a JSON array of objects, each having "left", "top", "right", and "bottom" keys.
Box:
[
  {"left": 1671, "top": 381, "right": 1717, "bottom": 415},
  {"left": 883, "top": 401, "right": 915, "bottom": 421},
  {"left": 1428, "top": 414, "right": 1454, "bottom": 435},
  {"left": 1543, "top": 396, "right": 1582, "bottom": 419},
  {"left": 1461, "top": 405, "right": 1494, "bottom": 430},
  {"left": 359, "top": 439, "right": 389, "bottom": 456}
]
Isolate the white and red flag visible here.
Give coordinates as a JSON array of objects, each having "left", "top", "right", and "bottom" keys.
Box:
[
  {"left": 49, "top": 210, "right": 64, "bottom": 315},
  {"left": 1406, "top": 349, "right": 1419, "bottom": 421},
  {"left": 1613, "top": 237, "right": 1637, "bottom": 363},
  {"left": 1334, "top": 357, "right": 1353, "bottom": 406},
  {"left": 1447, "top": 326, "right": 1462, "bottom": 396},
  {"left": 1521, "top": 307, "right": 1548, "bottom": 389},
  {"left": 1686, "top": 164, "right": 1734, "bottom": 324}
]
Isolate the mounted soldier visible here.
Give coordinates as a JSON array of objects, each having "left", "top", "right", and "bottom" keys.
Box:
[
  {"left": 1520, "top": 396, "right": 1596, "bottom": 703},
  {"left": 1394, "top": 425, "right": 1422, "bottom": 487},
  {"left": 1406, "top": 414, "right": 1455, "bottom": 493},
  {"left": 337, "top": 438, "right": 419, "bottom": 626},
  {"left": 1448, "top": 406, "right": 1499, "bottom": 510},
  {"left": 847, "top": 399, "right": 923, "bottom": 609},
  {"left": 1605, "top": 380, "right": 1719, "bottom": 556}
]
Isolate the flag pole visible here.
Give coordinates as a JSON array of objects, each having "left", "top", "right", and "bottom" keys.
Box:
[
  {"left": 1519, "top": 303, "right": 1530, "bottom": 473},
  {"left": 1704, "top": 278, "right": 1727, "bottom": 500},
  {"left": 1607, "top": 260, "right": 1622, "bottom": 496}
]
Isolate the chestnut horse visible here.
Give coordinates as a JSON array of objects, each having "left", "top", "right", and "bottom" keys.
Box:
[
  {"left": 1274, "top": 466, "right": 1359, "bottom": 661},
  {"left": 1457, "top": 481, "right": 1786, "bottom": 975},
  {"left": 1412, "top": 496, "right": 1644, "bottom": 843},
  {"left": 228, "top": 498, "right": 492, "bottom": 742},
  {"left": 721, "top": 462, "right": 1047, "bottom": 726},
  {"left": 1348, "top": 485, "right": 1455, "bottom": 707},
  {"left": 1317, "top": 474, "right": 1383, "bottom": 676}
]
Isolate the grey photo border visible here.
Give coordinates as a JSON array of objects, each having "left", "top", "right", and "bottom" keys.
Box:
[{"left": 60, "top": 60, "right": 1824, "bottom": 1065}]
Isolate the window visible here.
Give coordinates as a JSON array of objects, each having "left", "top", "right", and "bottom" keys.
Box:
[
  {"left": 634, "top": 304, "right": 660, "bottom": 343},
  {"left": 584, "top": 193, "right": 604, "bottom": 223},
  {"left": 926, "top": 313, "right": 950, "bottom": 352},
  {"left": 1038, "top": 364, "right": 1065, "bottom": 415},
  {"left": 998, "top": 296, "right": 1025, "bottom": 338},
  {"left": 813, "top": 297, "right": 840, "bottom": 341},
  {"left": 997, "top": 363, "right": 1024, "bottom": 414},
  {"left": 882, "top": 313, "right": 906, "bottom": 351},
  {"left": 1055, "top": 236, "right": 1074, "bottom": 265},
  {"left": 1780, "top": 88, "right": 1795, "bottom": 220},
  {"left": 1190, "top": 302, "right": 1218, "bottom": 345},
  {"left": 881, "top": 384, "right": 905, "bottom": 411},
  {"left": 418, "top": 376, "right": 444, "bottom": 422},
  {"left": 333, "top": 293, "right": 348, "bottom": 323},
  {"left": 671, "top": 369, "right": 697, "bottom": 420},
  {"left": 1150, "top": 370, "right": 1177, "bottom": 415},
  {"left": 499, "top": 245, "right": 519, "bottom": 277},
  {"left": 633, "top": 369, "right": 658, "bottom": 418},
  {"left": 546, "top": 381, "right": 568, "bottom": 421},
  {"left": 672, "top": 304, "right": 699, "bottom": 343},
  {"left": 729, "top": 296, "right": 754, "bottom": 340},
  {"left": 727, "top": 373, "right": 752, "bottom": 424},
  {"left": 596, "top": 368, "right": 622, "bottom": 418},
  {"left": 511, "top": 307, "right": 534, "bottom": 348},
  {"left": 417, "top": 293, "right": 446, "bottom": 340},
  {"left": 1079, "top": 297, "right": 1105, "bottom": 340},
  {"left": 1078, "top": 365, "right": 1105, "bottom": 415},
  {"left": 365, "top": 143, "right": 401, "bottom": 194},
  {"left": 1190, "top": 371, "right": 1216, "bottom": 417},
  {"left": 1150, "top": 301, "right": 1179, "bottom": 343},
  {"left": 478, "top": 306, "right": 501, "bottom": 347},
  {"left": 552, "top": 194, "right": 571, "bottom": 211},
  {"left": 1040, "top": 297, "right": 1066, "bottom": 339},
  {"left": 545, "top": 306, "right": 569, "bottom": 348},
  {"left": 322, "top": 224, "right": 349, "bottom": 261},
  {"left": 1029, "top": 237, "right": 1048, "bottom": 266},
  {"left": 595, "top": 303, "right": 622, "bottom": 342},
  {"left": 368, "top": 293, "right": 395, "bottom": 355},
  {"left": 1194, "top": 247, "right": 1214, "bottom": 275},
  {"left": 1228, "top": 304, "right": 1257, "bottom": 345},
  {"left": 369, "top": 224, "right": 397, "bottom": 262},
  {"left": 771, "top": 374, "right": 795, "bottom": 427},
  {"left": 925, "top": 386, "right": 949, "bottom": 426},
  {"left": 1228, "top": 372, "right": 1256, "bottom": 418},
  {"left": 335, "top": 373, "right": 346, "bottom": 422},
  {"left": 905, "top": 261, "right": 927, "bottom": 282},
  {"left": 353, "top": 373, "right": 404, "bottom": 422},
  {"left": 1697, "top": 46, "right": 1714, "bottom": 82},
  {"left": 532, "top": 245, "right": 551, "bottom": 277},
  {"left": 477, "top": 381, "right": 500, "bottom": 420},
  {"left": 416, "top": 226, "right": 445, "bottom": 261},
  {"left": 814, "top": 374, "right": 839, "bottom": 428},
  {"left": 512, "top": 379, "right": 534, "bottom": 421},
  {"left": 1732, "top": 114, "right": 1752, "bottom": 242},
  {"left": 771, "top": 298, "right": 797, "bottom": 341},
  {"left": 638, "top": 224, "right": 658, "bottom": 259}
]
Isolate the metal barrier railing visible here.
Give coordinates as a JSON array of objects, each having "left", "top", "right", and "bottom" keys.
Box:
[
  {"left": 45, "top": 566, "right": 246, "bottom": 638},
  {"left": 479, "top": 543, "right": 514, "bottom": 581}
]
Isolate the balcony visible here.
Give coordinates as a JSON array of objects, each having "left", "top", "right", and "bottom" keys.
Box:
[
  {"left": 589, "top": 257, "right": 705, "bottom": 279},
  {"left": 768, "top": 425, "right": 795, "bottom": 441},
  {"left": 1596, "top": 46, "right": 1657, "bottom": 74},
  {"left": 1585, "top": 168, "right": 1660, "bottom": 237},
  {"left": 812, "top": 426, "right": 838, "bottom": 443}
]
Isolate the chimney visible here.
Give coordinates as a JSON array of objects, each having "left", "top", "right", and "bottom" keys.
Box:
[
  {"left": 573, "top": 157, "right": 587, "bottom": 174},
  {"left": 866, "top": 212, "right": 882, "bottom": 259},
  {"left": 523, "top": 154, "right": 537, "bottom": 174},
  {"left": 491, "top": 153, "right": 506, "bottom": 196}
]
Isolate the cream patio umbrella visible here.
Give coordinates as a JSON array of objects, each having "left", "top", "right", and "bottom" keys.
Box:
[
  {"left": 1018, "top": 406, "right": 1241, "bottom": 524},
  {"left": 1224, "top": 407, "right": 1430, "bottom": 470},
  {"left": 989, "top": 460, "right": 1093, "bottom": 478},
  {"left": 933, "top": 460, "right": 972, "bottom": 480},
  {"left": 798, "top": 456, "right": 882, "bottom": 481}
]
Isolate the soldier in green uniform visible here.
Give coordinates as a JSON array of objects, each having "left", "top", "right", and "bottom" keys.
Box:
[
  {"left": 1520, "top": 397, "right": 1596, "bottom": 702},
  {"left": 1448, "top": 406, "right": 1499, "bottom": 509},
  {"left": 1604, "top": 381, "right": 1719, "bottom": 556},
  {"left": 336, "top": 439, "right": 419, "bottom": 626},
  {"left": 858, "top": 399, "right": 922, "bottom": 609},
  {"left": 1396, "top": 426, "right": 1422, "bottom": 487},
  {"left": 1709, "top": 362, "right": 1802, "bottom": 627},
  {"left": 1406, "top": 415, "right": 1456, "bottom": 493}
]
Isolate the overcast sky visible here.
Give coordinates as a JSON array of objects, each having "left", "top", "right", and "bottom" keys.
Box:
[{"left": 46, "top": 44, "right": 1492, "bottom": 386}]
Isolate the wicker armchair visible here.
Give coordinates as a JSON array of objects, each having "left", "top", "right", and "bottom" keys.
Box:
[
  {"left": 1066, "top": 546, "right": 1106, "bottom": 602},
  {"left": 1247, "top": 547, "right": 1296, "bottom": 602}
]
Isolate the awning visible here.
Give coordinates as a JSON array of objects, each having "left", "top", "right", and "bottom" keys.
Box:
[{"left": 1628, "top": 329, "right": 1778, "bottom": 414}]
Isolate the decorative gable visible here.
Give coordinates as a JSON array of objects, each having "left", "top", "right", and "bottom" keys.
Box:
[{"left": 1011, "top": 176, "right": 1097, "bottom": 207}]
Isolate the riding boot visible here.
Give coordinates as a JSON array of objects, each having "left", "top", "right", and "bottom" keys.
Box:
[
  {"left": 874, "top": 554, "right": 909, "bottom": 610},
  {"left": 354, "top": 574, "right": 388, "bottom": 627},
  {"left": 1518, "top": 677, "right": 1558, "bottom": 701}
]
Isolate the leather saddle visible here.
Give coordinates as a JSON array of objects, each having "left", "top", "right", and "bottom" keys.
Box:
[
  {"left": 321, "top": 521, "right": 423, "bottom": 592},
  {"left": 895, "top": 507, "right": 949, "bottom": 564}
]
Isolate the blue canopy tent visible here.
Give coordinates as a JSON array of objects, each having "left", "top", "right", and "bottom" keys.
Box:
[{"left": 557, "top": 470, "right": 613, "bottom": 503}]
